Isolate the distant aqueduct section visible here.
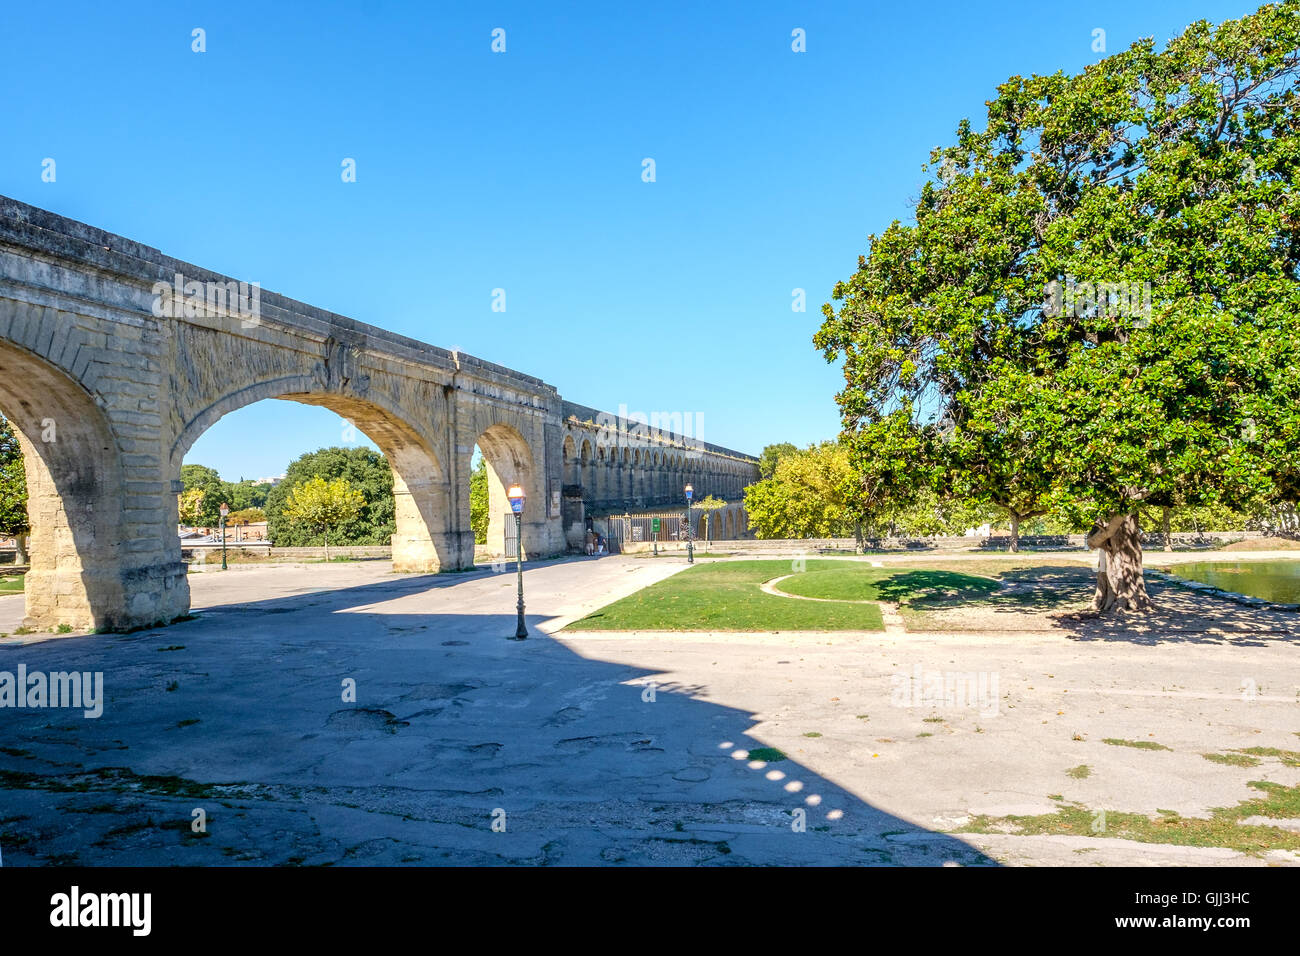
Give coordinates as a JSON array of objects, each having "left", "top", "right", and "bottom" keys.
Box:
[{"left": 0, "top": 196, "right": 759, "bottom": 631}]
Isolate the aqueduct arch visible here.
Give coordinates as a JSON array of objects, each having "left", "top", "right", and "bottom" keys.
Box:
[
  {"left": 0, "top": 339, "right": 148, "bottom": 631},
  {"left": 172, "top": 386, "right": 455, "bottom": 574},
  {"left": 0, "top": 195, "right": 758, "bottom": 631},
  {"left": 473, "top": 422, "right": 544, "bottom": 559}
]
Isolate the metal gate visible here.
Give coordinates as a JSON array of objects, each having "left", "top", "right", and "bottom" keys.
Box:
[{"left": 597, "top": 513, "right": 690, "bottom": 551}]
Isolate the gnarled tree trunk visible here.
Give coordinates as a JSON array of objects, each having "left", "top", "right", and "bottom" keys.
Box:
[
  {"left": 14, "top": 532, "right": 28, "bottom": 565},
  {"left": 1009, "top": 513, "right": 1020, "bottom": 553},
  {"left": 1087, "top": 513, "right": 1154, "bottom": 613}
]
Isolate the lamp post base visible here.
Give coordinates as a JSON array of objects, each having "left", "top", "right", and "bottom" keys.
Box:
[{"left": 509, "top": 603, "right": 527, "bottom": 640}]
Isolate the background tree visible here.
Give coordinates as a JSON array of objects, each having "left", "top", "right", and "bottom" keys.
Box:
[
  {"left": 816, "top": 3, "right": 1300, "bottom": 613},
  {"left": 758, "top": 442, "right": 798, "bottom": 480},
  {"left": 266, "top": 447, "right": 395, "bottom": 546},
  {"left": 888, "top": 488, "right": 1001, "bottom": 539},
  {"left": 943, "top": 391, "right": 1053, "bottom": 553},
  {"left": 469, "top": 458, "right": 489, "bottom": 544},
  {"left": 281, "top": 477, "right": 364, "bottom": 559},
  {"left": 224, "top": 480, "right": 273, "bottom": 512},
  {"left": 177, "top": 488, "right": 207, "bottom": 527},
  {"left": 1248, "top": 498, "right": 1300, "bottom": 535},
  {"left": 744, "top": 442, "right": 863, "bottom": 539},
  {"left": 180, "top": 464, "right": 226, "bottom": 526},
  {"left": 0, "top": 417, "right": 30, "bottom": 564}
]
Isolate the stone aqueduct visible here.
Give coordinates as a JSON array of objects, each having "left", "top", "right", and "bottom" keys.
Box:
[{"left": 0, "top": 197, "right": 759, "bottom": 632}]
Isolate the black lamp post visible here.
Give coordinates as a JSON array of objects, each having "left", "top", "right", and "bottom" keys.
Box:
[
  {"left": 507, "top": 484, "right": 527, "bottom": 640},
  {"left": 219, "top": 502, "right": 229, "bottom": 570},
  {"left": 684, "top": 483, "right": 694, "bottom": 565}
]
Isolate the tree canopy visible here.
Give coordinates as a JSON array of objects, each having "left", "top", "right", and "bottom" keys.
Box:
[
  {"left": 815, "top": 2, "right": 1300, "bottom": 611},
  {"left": 280, "top": 477, "right": 365, "bottom": 559},
  {"left": 744, "top": 442, "right": 864, "bottom": 539},
  {"left": 179, "top": 464, "right": 227, "bottom": 526},
  {"left": 265, "top": 446, "right": 395, "bottom": 547},
  {"left": 470, "top": 458, "right": 489, "bottom": 544},
  {"left": 758, "top": 443, "right": 798, "bottom": 480},
  {"left": 0, "top": 417, "right": 29, "bottom": 541}
]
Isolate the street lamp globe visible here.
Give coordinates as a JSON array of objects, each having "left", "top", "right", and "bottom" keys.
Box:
[{"left": 507, "top": 484, "right": 526, "bottom": 512}]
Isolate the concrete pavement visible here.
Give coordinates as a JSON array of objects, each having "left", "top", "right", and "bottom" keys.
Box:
[{"left": 0, "top": 555, "right": 1296, "bottom": 865}]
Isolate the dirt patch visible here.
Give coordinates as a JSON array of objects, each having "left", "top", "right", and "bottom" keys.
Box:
[
  {"left": 903, "top": 577, "right": 1300, "bottom": 643},
  {"left": 1221, "top": 536, "right": 1300, "bottom": 551}
]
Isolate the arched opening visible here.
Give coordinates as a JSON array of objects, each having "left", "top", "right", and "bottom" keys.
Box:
[
  {"left": 580, "top": 439, "right": 593, "bottom": 492},
  {"left": 174, "top": 389, "right": 454, "bottom": 575},
  {"left": 473, "top": 423, "right": 538, "bottom": 560},
  {"left": 0, "top": 339, "right": 173, "bottom": 631},
  {"left": 562, "top": 434, "right": 578, "bottom": 486}
]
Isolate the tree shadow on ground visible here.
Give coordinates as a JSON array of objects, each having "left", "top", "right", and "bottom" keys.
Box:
[
  {"left": 891, "top": 564, "right": 1300, "bottom": 646},
  {"left": 0, "top": 571, "right": 995, "bottom": 866},
  {"left": 1051, "top": 577, "right": 1300, "bottom": 647},
  {"left": 873, "top": 570, "right": 1000, "bottom": 606},
  {"left": 878, "top": 566, "right": 1091, "bottom": 612}
]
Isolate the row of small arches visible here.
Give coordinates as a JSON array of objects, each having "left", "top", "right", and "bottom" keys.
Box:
[{"left": 562, "top": 432, "right": 753, "bottom": 502}]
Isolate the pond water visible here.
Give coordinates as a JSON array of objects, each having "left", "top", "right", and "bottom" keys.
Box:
[{"left": 1166, "top": 560, "right": 1300, "bottom": 604}]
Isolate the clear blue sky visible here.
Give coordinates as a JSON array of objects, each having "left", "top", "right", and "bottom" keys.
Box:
[{"left": 0, "top": 0, "right": 1260, "bottom": 481}]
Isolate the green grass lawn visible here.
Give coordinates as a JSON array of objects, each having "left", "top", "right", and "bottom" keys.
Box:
[
  {"left": 776, "top": 566, "right": 1001, "bottom": 603},
  {"left": 0, "top": 575, "right": 24, "bottom": 594},
  {"left": 566, "top": 558, "right": 1098, "bottom": 632},
  {"left": 567, "top": 559, "right": 887, "bottom": 631}
]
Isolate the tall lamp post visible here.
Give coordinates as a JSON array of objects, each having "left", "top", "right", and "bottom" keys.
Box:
[
  {"left": 506, "top": 484, "right": 527, "bottom": 640},
  {"left": 684, "top": 483, "right": 694, "bottom": 565},
  {"left": 219, "top": 502, "right": 229, "bottom": 571}
]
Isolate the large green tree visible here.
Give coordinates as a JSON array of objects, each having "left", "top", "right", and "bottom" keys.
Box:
[
  {"left": 758, "top": 442, "right": 799, "bottom": 480},
  {"left": 180, "top": 463, "right": 227, "bottom": 526},
  {"left": 281, "top": 477, "right": 365, "bottom": 560},
  {"left": 470, "top": 458, "right": 489, "bottom": 544},
  {"left": 744, "top": 442, "right": 865, "bottom": 539},
  {"left": 225, "top": 480, "right": 272, "bottom": 512},
  {"left": 816, "top": 2, "right": 1300, "bottom": 612},
  {"left": 266, "top": 447, "right": 395, "bottom": 546},
  {"left": 0, "top": 417, "right": 29, "bottom": 563},
  {"left": 177, "top": 465, "right": 274, "bottom": 526}
]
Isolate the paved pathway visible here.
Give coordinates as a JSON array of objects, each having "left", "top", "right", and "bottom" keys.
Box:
[{"left": 0, "top": 556, "right": 1296, "bottom": 865}]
